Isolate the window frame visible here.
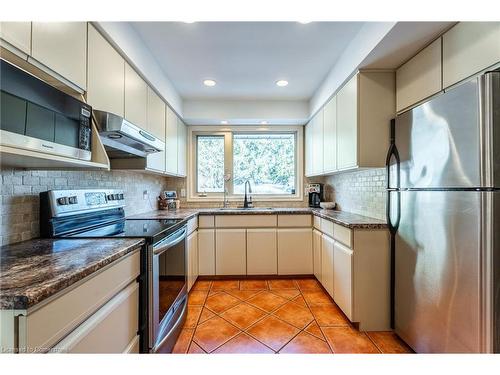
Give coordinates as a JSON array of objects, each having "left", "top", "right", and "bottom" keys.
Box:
[{"left": 188, "top": 125, "right": 304, "bottom": 202}]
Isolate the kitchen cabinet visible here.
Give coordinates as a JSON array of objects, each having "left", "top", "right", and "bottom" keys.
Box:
[
  {"left": 165, "top": 106, "right": 178, "bottom": 175},
  {"left": 313, "top": 229, "right": 322, "bottom": 282},
  {"left": 0, "top": 22, "right": 31, "bottom": 54},
  {"left": 187, "top": 230, "right": 199, "bottom": 291},
  {"left": 321, "top": 234, "right": 335, "bottom": 298},
  {"left": 336, "top": 74, "right": 358, "bottom": 170},
  {"left": 177, "top": 118, "right": 187, "bottom": 176},
  {"left": 198, "top": 228, "right": 215, "bottom": 275},
  {"left": 322, "top": 96, "right": 337, "bottom": 173},
  {"left": 305, "top": 120, "right": 313, "bottom": 176},
  {"left": 247, "top": 228, "right": 277, "bottom": 275},
  {"left": 215, "top": 229, "right": 246, "bottom": 275},
  {"left": 443, "top": 22, "right": 500, "bottom": 88},
  {"left": 146, "top": 87, "right": 166, "bottom": 172},
  {"left": 277, "top": 214, "right": 311, "bottom": 227},
  {"left": 31, "top": 22, "right": 87, "bottom": 90},
  {"left": 125, "top": 62, "right": 148, "bottom": 129},
  {"left": 87, "top": 24, "right": 125, "bottom": 117},
  {"left": 396, "top": 38, "right": 442, "bottom": 112},
  {"left": 311, "top": 109, "right": 324, "bottom": 175},
  {"left": 333, "top": 241, "right": 353, "bottom": 320},
  {"left": 277, "top": 228, "right": 313, "bottom": 275},
  {"left": 216, "top": 214, "right": 276, "bottom": 228}
]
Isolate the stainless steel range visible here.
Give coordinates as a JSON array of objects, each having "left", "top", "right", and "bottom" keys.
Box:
[{"left": 39, "top": 189, "right": 187, "bottom": 353}]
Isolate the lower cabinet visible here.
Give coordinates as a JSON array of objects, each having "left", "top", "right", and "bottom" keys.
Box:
[
  {"left": 313, "top": 229, "right": 322, "bottom": 282},
  {"left": 277, "top": 228, "right": 313, "bottom": 275},
  {"left": 187, "top": 230, "right": 199, "bottom": 291},
  {"left": 333, "top": 241, "right": 354, "bottom": 320},
  {"left": 215, "top": 229, "right": 246, "bottom": 275},
  {"left": 321, "top": 234, "right": 335, "bottom": 298},
  {"left": 198, "top": 229, "right": 215, "bottom": 275},
  {"left": 247, "top": 228, "right": 277, "bottom": 275}
]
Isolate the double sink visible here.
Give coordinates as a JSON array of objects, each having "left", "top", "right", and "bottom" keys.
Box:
[{"left": 216, "top": 207, "right": 274, "bottom": 211}]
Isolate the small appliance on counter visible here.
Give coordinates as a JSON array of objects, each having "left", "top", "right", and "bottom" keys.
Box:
[
  {"left": 158, "top": 190, "right": 180, "bottom": 210},
  {"left": 307, "top": 183, "right": 324, "bottom": 208}
]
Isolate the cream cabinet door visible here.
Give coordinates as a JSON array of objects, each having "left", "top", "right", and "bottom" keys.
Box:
[
  {"left": 0, "top": 22, "right": 31, "bottom": 54},
  {"left": 87, "top": 25, "right": 125, "bottom": 116},
  {"left": 336, "top": 74, "right": 358, "bottom": 170},
  {"left": 321, "top": 234, "right": 334, "bottom": 298},
  {"left": 313, "top": 229, "right": 322, "bottom": 283},
  {"left": 277, "top": 228, "right": 313, "bottom": 275},
  {"left": 146, "top": 87, "right": 166, "bottom": 172},
  {"left": 198, "top": 229, "right": 215, "bottom": 275},
  {"left": 216, "top": 229, "right": 246, "bottom": 275},
  {"left": 311, "top": 110, "right": 324, "bottom": 175},
  {"left": 247, "top": 228, "right": 277, "bottom": 275},
  {"left": 125, "top": 63, "right": 148, "bottom": 129},
  {"left": 305, "top": 121, "right": 313, "bottom": 176},
  {"left": 165, "top": 106, "right": 178, "bottom": 175},
  {"left": 333, "top": 241, "right": 353, "bottom": 320},
  {"left": 177, "top": 118, "right": 187, "bottom": 177},
  {"left": 396, "top": 38, "right": 442, "bottom": 112},
  {"left": 187, "top": 231, "right": 198, "bottom": 291},
  {"left": 323, "top": 96, "right": 337, "bottom": 173},
  {"left": 443, "top": 22, "right": 500, "bottom": 88},
  {"left": 31, "top": 22, "right": 87, "bottom": 90}
]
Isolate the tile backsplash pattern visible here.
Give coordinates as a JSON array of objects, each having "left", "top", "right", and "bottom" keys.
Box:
[
  {"left": 0, "top": 168, "right": 168, "bottom": 245},
  {"left": 322, "top": 168, "right": 386, "bottom": 220}
]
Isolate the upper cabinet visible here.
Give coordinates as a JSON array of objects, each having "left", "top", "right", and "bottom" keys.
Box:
[
  {"left": 177, "top": 118, "right": 187, "bottom": 176},
  {"left": 87, "top": 24, "right": 125, "bottom": 117},
  {"left": 304, "top": 120, "right": 313, "bottom": 176},
  {"left": 0, "top": 22, "right": 31, "bottom": 54},
  {"left": 322, "top": 96, "right": 337, "bottom": 174},
  {"left": 31, "top": 22, "right": 87, "bottom": 90},
  {"left": 311, "top": 110, "right": 324, "bottom": 175},
  {"left": 443, "top": 22, "right": 500, "bottom": 88},
  {"left": 124, "top": 63, "right": 148, "bottom": 129},
  {"left": 336, "top": 74, "right": 358, "bottom": 170},
  {"left": 165, "top": 106, "right": 178, "bottom": 175},
  {"left": 396, "top": 38, "right": 442, "bottom": 112},
  {"left": 145, "top": 87, "right": 166, "bottom": 173}
]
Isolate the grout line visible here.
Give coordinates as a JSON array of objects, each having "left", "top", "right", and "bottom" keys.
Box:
[{"left": 365, "top": 332, "right": 383, "bottom": 354}]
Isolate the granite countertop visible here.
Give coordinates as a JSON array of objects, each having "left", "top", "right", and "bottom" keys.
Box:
[
  {"left": 129, "top": 207, "right": 387, "bottom": 229},
  {"left": 0, "top": 238, "right": 144, "bottom": 310}
]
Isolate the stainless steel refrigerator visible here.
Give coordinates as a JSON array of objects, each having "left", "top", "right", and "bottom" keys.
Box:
[{"left": 386, "top": 71, "right": 499, "bottom": 353}]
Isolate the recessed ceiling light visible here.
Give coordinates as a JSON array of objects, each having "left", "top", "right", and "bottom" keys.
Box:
[
  {"left": 276, "top": 80, "right": 289, "bottom": 87},
  {"left": 220, "top": 120, "right": 228, "bottom": 125},
  {"left": 260, "top": 121, "right": 268, "bottom": 125},
  {"left": 203, "top": 79, "right": 216, "bottom": 87}
]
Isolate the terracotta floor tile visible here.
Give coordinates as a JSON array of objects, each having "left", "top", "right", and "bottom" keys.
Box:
[
  {"left": 268, "top": 279, "right": 297, "bottom": 289},
  {"left": 279, "top": 331, "right": 332, "bottom": 354},
  {"left": 302, "top": 290, "right": 333, "bottom": 305},
  {"left": 295, "top": 278, "right": 323, "bottom": 291},
  {"left": 205, "top": 291, "right": 241, "bottom": 314},
  {"left": 171, "top": 328, "right": 194, "bottom": 354},
  {"left": 208, "top": 289, "right": 220, "bottom": 297},
  {"left": 211, "top": 280, "right": 240, "bottom": 291},
  {"left": 212, "top": 333, "right": 274, "bottom": 354},
  {"left": 193, "top": 316, "right": 241, "bottom": 353},
  {"left": 184, "top": 306, "right": 203, "bottom": 328},
  {"left": 291, "top": 295, "right": 308, "bottom": 308},
  {"left": 305, "top": 321, "right": 326, "bottom": 341},
  {"left": 220, "top": 302, "right": 267, "bottom": 330},
  {"left": 247, "top": 291, "right": 288, "bottom": 313},
  {"left": 192, "top": 280, "right": 212, "bottom": 291},
  {"left": 226, "top": 289, "right": 262, "bottom": 301},
  {"left": 188, "top": 290, "right": 208, "bottom": 305},
  {"left": 309, "top": 304, "right": 350, "bottom": 327},
  {"left": 188, "top": 342, "right": 206, "bottom": 354},
  {"left": 198, "top": 307, "right": 215, "bottom": 324},
  {"left": 246, "top": 315, "right": 299, "bottom": 352},
  {"left": 240, "top": 279, "right": 268, "bottom": 290},
  {"left": 366, "top": 332, "right": 413, "bottom": 353},
  {"left": 270, "top": 289, "right": 300, "bottom": 300},
  {"left": 321, "top": 327, "right": 380, "bottom": 353},
  {"left": 273, "top": 301, "right": 314, "bottom": 329}
]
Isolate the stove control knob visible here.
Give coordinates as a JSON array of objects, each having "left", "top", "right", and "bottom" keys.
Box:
[
  {"left": 118, "top": 193, "right": 124, "bottom": 200},
  {"left": 68, "top": 196, "right": 78, "bottom": 204},
  {"left": 107, "top": 194, "right": 114, "bottom": 201},
  {"left": 114, "top": 193, "right": 120, "bottom": 200},
  {"left": 57, "top": 197, "right": 68, "bottom": 205}
]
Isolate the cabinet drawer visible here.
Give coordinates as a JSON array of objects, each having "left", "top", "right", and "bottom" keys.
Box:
[
  {"left": 26, "top": 250, "right": 140, "bottom": 352},
  {"left": 313, "top": 215, "right": 321, "bottom": 229},
  {"left": 52, "top": 281, "right": 139, "bottom": 353},
  {"left": 187, "top": 216, "right": 198, "bottom": 235},
  {"left": 320, "top": 218, "right": 334, "bottom": 237},
  {"left": 278, "top": 214, "right": 311, "bottom": 227},
  {"left": 198, "top": 215, "right": 214, "bottom": 228},
  {"left": 215, "top": 215, "right": 277, "bottom": 228},
  {"left": 333, "top": 224, "right": 352, "bottom": 248}
]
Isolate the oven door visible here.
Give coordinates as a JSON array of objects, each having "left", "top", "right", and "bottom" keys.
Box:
[{"left": 150, "top": 226, "right": 187, "bottom": 352}]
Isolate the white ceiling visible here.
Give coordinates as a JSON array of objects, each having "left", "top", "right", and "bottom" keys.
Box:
[{"left": 130, "top": 22, "right": 365, "bottom": 101}]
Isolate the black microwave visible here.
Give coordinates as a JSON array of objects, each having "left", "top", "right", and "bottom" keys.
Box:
[{"left": 0, "top": 59, "right": 92, "bottom": 160}]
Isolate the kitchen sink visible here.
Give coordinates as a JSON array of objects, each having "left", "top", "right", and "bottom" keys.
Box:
[{"left": 216, "top": 207, "right": 274, "bottom": 211}]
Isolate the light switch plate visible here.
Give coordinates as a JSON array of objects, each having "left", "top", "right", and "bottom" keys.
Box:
[{"left": 180, "top": 188, "right": 186, "bottom": 198}]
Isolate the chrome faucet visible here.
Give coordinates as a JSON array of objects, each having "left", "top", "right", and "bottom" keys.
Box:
[{"left": 243, "top": 180, "right": 253, "bottom": 208}]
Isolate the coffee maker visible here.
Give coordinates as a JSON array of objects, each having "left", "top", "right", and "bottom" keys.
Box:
[{"left": 307, "top": 183, "right": 323, "bottom": 208}]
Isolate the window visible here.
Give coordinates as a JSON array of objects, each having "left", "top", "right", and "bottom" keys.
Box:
[{"left": 190, "top": 126, "right": 302, "bottom": 200}]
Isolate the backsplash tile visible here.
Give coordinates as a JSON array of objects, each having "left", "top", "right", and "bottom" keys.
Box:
[{"left": 0, "top": 168, "right": 168, "bottom": 245}]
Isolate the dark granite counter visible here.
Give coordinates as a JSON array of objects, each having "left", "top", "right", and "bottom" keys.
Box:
[
  {"left": 311, "top": 209, "right": 387, "bottom": 229},
  {"left": 0, "top": 238, "right": 144, "bottom": 310}
]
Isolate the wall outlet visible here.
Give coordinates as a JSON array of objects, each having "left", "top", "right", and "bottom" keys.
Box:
[
  {"left": 180, "top": 188, "right": 186, "bottom": 198},
  {"left": 143, "top": 190, "right": 148, "bottom": 200}
]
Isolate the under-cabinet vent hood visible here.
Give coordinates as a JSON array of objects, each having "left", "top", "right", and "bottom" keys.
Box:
[{"left": 93, "top": 110, "right": 164, "bottom": 158}]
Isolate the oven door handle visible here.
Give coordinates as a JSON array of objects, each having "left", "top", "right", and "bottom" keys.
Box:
[{"left": 153, "top": 227, "right": 186, "bottom": 256}]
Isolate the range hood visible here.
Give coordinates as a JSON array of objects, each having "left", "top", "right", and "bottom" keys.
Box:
[{"left": 93, "top": 110, "right": 164, "bottom": 158}]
